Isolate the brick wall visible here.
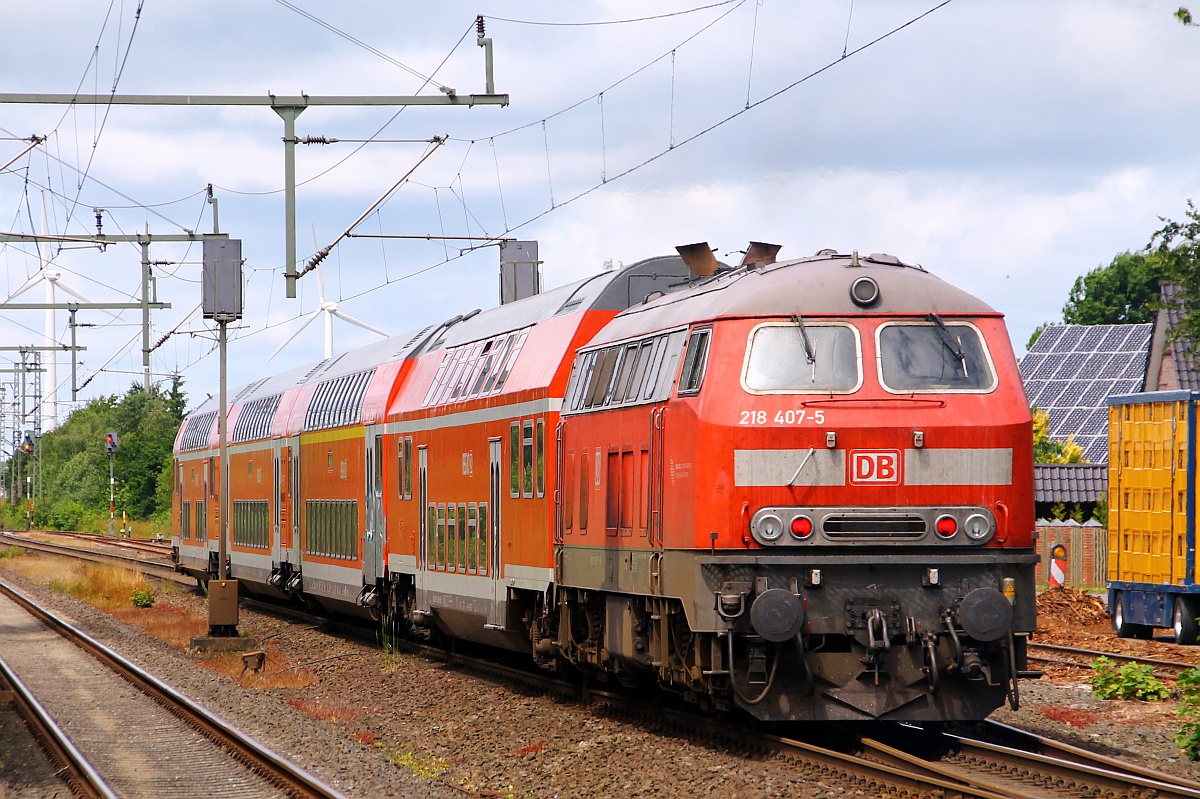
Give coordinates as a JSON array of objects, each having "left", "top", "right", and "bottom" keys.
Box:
[{"left": 1034, "top": 519, "right": 1107, "bottom": 589}]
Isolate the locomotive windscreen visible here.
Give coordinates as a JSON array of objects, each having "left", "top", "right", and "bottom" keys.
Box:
[
  {"left": 743, "top": 322, "right": 860, "bottom": 392},
  {"left": 878, "top": 321, "right": 996, "bottom": 392}
]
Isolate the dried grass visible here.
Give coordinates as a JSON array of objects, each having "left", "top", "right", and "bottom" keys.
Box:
[{"left": 200, "top": 650, "right": 317, "bottom": 689}]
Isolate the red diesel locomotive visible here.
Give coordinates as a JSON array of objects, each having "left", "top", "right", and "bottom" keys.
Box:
[{"left": 173, "top": 245, "right": 1037, "bottom": 722}]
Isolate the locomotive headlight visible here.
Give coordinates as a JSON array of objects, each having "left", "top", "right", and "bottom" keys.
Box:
[
  {"left": 963, "top": 513, "right": 991, "bottom": 542},
  {"left": 790, "top": 515, "right": 814, "bottom": 540},
  {"left": 757, "top": 513, "right": 784, "bottom": 541},
  {"left": 934, "top": 514, "right": 958, "bottom": 539}
]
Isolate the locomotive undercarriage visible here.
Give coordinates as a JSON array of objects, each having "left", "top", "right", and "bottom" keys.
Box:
[{"left": 555, "top": 546, "right": 1040, "bottom": 722}]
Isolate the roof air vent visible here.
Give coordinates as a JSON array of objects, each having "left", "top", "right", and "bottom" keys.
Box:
[{"left": 868, "top": 252, "right": 902, "bottom": 265}]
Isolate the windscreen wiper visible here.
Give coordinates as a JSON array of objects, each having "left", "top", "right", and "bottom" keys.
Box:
[
  {"left": 925, "top": 313, "right": 968, "bottom": 377},
  {"left": 792, "top": 314, "right": 816, "bottom": 364}
]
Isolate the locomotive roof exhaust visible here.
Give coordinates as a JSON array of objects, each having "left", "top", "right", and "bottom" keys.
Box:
[
  {"left": 740, "top": 241, "right": 782, "bottom": 268},
  {"left": 676, "top": 242, "right": 720, "bottom": 279}
]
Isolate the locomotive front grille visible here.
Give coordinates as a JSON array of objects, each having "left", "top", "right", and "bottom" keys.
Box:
[{"left": 823, "top": 514, "right": 926, "bottom": 538}]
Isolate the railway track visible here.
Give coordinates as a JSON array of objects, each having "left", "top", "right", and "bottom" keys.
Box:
[
  {"left": 0, "top": 577, "right": 350, "bottom": 799},
  {"left": 1027, "top": 640, "right": 1200, "bottom": 677},
  {"left": 7, "top": 532, "right": 1200, "bottom": 798}
]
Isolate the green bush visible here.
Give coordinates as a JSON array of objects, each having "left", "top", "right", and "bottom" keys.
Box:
[
  {"left": 1090, "top": 656, "right": 1170, "bottom": 701},
  {"left": 130, "top": 587, "right": 156, "bottom": 608},
  {"left": 1177, "top": 667, "right": 1200, "bottom": 760}
]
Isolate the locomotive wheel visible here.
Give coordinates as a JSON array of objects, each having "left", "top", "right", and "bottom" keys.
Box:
[{"left": 1174, "top": 597, "right": 1199, "bottom": 645}]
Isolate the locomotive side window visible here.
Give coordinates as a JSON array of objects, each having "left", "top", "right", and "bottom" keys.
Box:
[
  {"left": 876, "top": 320, "right": 996, "bottom": 393},
  {"left": 743, "top": 322, "right": 861, "bottom": 393},
  {"left": 562, "top": 328, "right": 688, "bottom": 413},
  {"left": 678, "top": 328, "right": 712, "bottom": 395},
  {"left": 579, "top": 451, "right": 590, "bottom": 532}
]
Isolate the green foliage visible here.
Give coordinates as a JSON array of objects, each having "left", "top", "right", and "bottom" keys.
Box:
[
  {"left": 1, "top": 375, "right": 187, "bottom": 528},
  {"left": 1176, "top": 666, "right": 1200, "bottom": 760},
  {"left": 1026, "top": 322, "right": 1051, "bottom": 351},
  {"left": 0, "top": 545, "right": 23, "bottom": 559},
  {"left": 1178, "top": 7, "right": 1195, "bottom": 26},
  {"left": 1093, "top": 495, "right": 1108, "bottom": 527},
  {"left": 1090, "top": 656, "right": 1170, "bottom": 701},
  {"left": 1033, "top": 407, "right": 1086, "bottom": 464},
  {"left": 1049, "top": 502, "right": 1086, "bottom": 523},
  {"left": 1151, "top": 201, "right": 1200, "bottom": 358},
  {"left": 1062, "top": 251, "right": 1166, "bottom": 326},
  {"left": 130, "top": 587, "right": 156, "bottom": 608}
]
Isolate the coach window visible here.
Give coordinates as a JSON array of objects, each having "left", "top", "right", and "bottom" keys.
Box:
[
  {"left": 509, "top": 422, "right": 521, "bottom": 498},
  {"left": 447, "top": 505, "right": 458, "bottom": 571},
  {"left": 493, "top": 330, "right": 528, "bottom": 393},
  {"left": 743, "top": 322, "right": 861, "bottom": 393},
  {"left": 426, "top": 504, "right": 437, "bottom": 569},
  {"left": 482, "top": 334, "right": 515, "bottom": 394},
  {"left": 467, "top": 504, "right": 478, "bottom": 572},
  {"left": 536, "top": 419, "right": 546, "bottom": 497},
  {"left": 522, "top": 420, "right": 535, "bottom": 498},
  {"left": 678, "top": 328, "right": 712, "bottom": 395},
  {"left": 457, "top": 503, "right": 468, "bottom": 571},
  {"left": 477, "top": 503, "right": 489, "bottom": 575},
  {"left": 402, "top": 437, "right": 413, "bottom": 499},
  {"left": 876, "top": 319, "right": 995, "bottom": 393},
  {"left": 437, "top": 504, "right": 447, "bottom": 569}
]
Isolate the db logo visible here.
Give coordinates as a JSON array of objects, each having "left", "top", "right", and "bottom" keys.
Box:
[{"left": 849, "top": 450, "right": 902, "bottom": 485}]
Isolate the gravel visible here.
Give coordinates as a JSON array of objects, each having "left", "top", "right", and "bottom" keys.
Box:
[{"left": 4, "top": 557, "right": 1200, "bottom": 798}]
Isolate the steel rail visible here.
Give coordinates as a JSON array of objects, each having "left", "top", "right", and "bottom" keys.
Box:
[
  {"left": 0, "top": 652, "right": 120, "bottom": 799},
  {"left": 1027, "top": 641, "right": 1199, "bottom": 673},
  {"left": 0, "top": 578, "right": 351, "bottom": 799}
]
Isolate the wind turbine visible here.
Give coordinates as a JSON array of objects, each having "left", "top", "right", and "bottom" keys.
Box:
[{"left": 268, "top": 262, "right": 388, "bottom": 361}]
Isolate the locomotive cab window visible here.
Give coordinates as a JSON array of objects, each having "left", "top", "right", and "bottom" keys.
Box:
[
  {"left": 742, "top": 322, "right": 861, "bottom": 393},
  {"left": 876, "top": 319, "right": 996, "bottom": 393},
  {"left": 678, "top": 328, "right": 712, "bottom": 396}
]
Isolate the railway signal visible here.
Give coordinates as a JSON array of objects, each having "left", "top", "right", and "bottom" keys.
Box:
[
  {"left": 105, "top": 432, "right": 118, "bottom": 455},
  {"left": 19, "top": 432, "right": 33, "bottom": 454}
]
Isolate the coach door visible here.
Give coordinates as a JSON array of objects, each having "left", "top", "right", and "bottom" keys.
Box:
[
  {"left": 487, "top": 438, "right": 504, "bottom": 628},
  {"left": 363, "top": 429, "right": 385, "bottom": 585}
]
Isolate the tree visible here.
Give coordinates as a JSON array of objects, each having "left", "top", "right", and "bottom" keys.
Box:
[
  {"left": 1033, "top": 408, "right": 1085, "bottom": 464},
  {"left": 1062, "top": 251, "right": 1166, "bottom": 326},
  {"left": 1150, "top": 200, "right": 1200, "bottom": 354}
]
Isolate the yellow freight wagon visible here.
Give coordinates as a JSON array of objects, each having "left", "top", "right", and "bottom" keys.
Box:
[{"left": 1107, "top": 390, "right": 1199, "bottom": 643}]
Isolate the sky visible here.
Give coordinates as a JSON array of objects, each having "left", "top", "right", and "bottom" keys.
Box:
[{"left": 0, "top": 0, "right": 1197, "bottom": 438}]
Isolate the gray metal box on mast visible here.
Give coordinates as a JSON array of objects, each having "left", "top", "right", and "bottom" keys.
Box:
[{"left": 202, "top": 238, "right": 243, "bottom": 319}]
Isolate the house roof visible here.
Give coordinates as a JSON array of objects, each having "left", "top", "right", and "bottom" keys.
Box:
[
  {"left": 1020, "top": 323, "right": 1151, "bottom": 463},
  {"left": 1034, "top": 463, "right": 1107, "bottom": 504}
]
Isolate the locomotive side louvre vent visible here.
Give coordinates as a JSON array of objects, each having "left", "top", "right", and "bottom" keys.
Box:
[
  {"left": 822, "top": 514, "right": 926, "bottom": 538},
  {"left": 180, "top": 411, "right": 218, "bottom": 451},
  {"left": 232, "top": 394, "right": 281, "bottom": 443}
]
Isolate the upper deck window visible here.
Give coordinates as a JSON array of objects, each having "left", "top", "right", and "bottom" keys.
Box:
[
  {"left": 876, "top": 319, "right": 996, "bottom": 393},
  {"left": 742, "top": 322, "right": 861, "bottom": 393}
]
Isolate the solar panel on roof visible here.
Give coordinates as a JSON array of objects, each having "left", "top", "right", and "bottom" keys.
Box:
[
  {"left": 1063, "top": 407, "right": 1092, "bottom": 430},
  {"left": 1121, "top": 324, "right": 1153, "bottom": 351},
  {"left": 1053, "top": 352, "right": 1088, "bottom": 380},
  {"left": 1048, "top": 407, "right": 1069, "bottom": 429},
  {"left": 1078, "top": 327, "right": 1108, "bottom": 351},
  {"left": 1024, "top": 379, "right": 1046, "bottom": 398},
  {"left": 1019, "top": 353, "right": 1046, "bottom": 378},
  {"left": 1054, "top": 382, "right": 1087, "bottom": 407},
  {"left": 1080, "top": 379, "right": 1115, "bottom": 407},
  {"left": 1081, "top": 407, "right": 1108, "bottom": 436},
  {"left": 1099, "top": 327, "right": 1130, "bottom": 351},
  {"left": 1081, "top": 352, "right": 1111, "bottom": 377},
  {"left": 1111, "top": 378, "right": 1143, "bottom": 395},
  {"left": 1033, "top": 354, "right": 1066, "bottom": 379},
  {"left": 1121, "top": 357, "right": 1148, "bottom": 379},
  {"left": 1033, "top": 379, "right": 1069, "bottom": 407},
  {"left": 1032, "top": 325, "right": 1066, "bottom": 351},
  {"left": 1057, "top": 327, "right": 1085, "bottom": 351},
  {"left": 1100, "top": 357, "right": 1130, "bottom": 379},
  {"left": 1081, "top": 436, "right": 1107, "bottom": 463}
]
